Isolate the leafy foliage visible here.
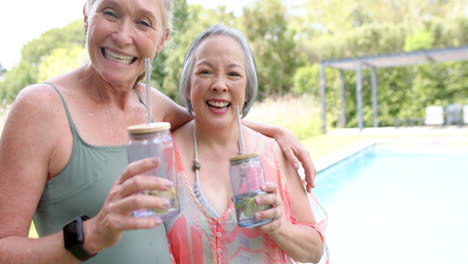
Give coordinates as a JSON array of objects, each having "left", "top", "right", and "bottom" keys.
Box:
[
  {"left": 242, "top": 0, "right": 301, "bottom": 98},
  {"left": 312, "top": 15, "right": 468, "bottom": 128},
  {"left": 0, "top": 60, "right": 38, "bottom": 101},
  {"left": 38, "top": 46, "right": 87, "bottom": 81},
  {"left": 0, "top": 0, "right": 466, "bottom": 131},
  {"left": 0, "top": 19, "right": 85, "bottom": 100},
  {"left": 21, "top": 20, "right": 85, "bottom": 65},
  {"left": 293, "top": 65, "right": 320, "bottom": 96}
]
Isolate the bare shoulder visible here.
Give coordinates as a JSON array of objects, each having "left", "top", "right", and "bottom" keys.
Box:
[
  {"left": 7, "top": 83, "right": 64, "bottom": 125},
  {"left": 172, "top": 120, "right": 193, "bottom": 145},
  {"left": 267, "top": 135, "right": 299, "bottom": 184},
  {"left": 134, "top": 83, "right": 170, "bottom": 105},
  {"left": 13, "top": 83, "right": 64, "bottom": 113},
  {"left": 270, "top": 138, "right": 288, "bottom": 166},
  {"left": 3, "top": 83, "right": 67, "bottom": 148}
]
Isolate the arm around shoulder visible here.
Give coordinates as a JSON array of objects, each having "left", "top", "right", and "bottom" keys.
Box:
[{"left": 150, "top": 88, "right": 192, "bottom": 130}]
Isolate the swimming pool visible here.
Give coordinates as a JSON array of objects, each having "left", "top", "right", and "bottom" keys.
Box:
[{"left": 314, "top": 139, "right": 468, "bottom": 264}]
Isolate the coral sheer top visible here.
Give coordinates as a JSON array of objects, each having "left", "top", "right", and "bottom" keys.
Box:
[{"left": 165, "top": 133, "right": 327, "bottom": 264}]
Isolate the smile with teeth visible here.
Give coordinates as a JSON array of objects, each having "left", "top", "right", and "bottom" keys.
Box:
[
  {"left": 207, "top": 100, "right": 230, "bottom": 109},
  {"left": 102, "top": 48, "right": 136, "bottom": 65}
]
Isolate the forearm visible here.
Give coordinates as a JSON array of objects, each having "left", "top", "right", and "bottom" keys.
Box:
[
  {"left": 242, "top": 119, "right": 284, "bottom": 138},
  {"left": 0, "top": 233, "right": 79, "bottom": 264},
  {"left": 268, "top": 221, "right": 324, "bottom": 263},
  {"left": 154, "top": 89, "right": 193, "bottom": 131},
  {"left": 165, "top": 105, "right": 192, "bottom": 131}
]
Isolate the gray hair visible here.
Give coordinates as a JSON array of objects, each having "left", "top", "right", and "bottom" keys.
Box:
[
  {"left": 85, "top": 0, "right": 174, "bottom": 33},
  {"left": 178, "top": 24, "right": 258, "bottom": 118}
]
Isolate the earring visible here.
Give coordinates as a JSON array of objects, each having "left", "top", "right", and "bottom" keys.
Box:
[
  {"left": 187, "top": 100, "right": 194, "bottom": 114},
  {"left": 84, "top": 22, "right": 88, "bottom": 35}
]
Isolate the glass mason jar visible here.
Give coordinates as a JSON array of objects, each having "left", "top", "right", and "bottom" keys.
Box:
[
  {"left": 229, "top": 153, "right": 272, "bottom": 228},
  {"left": 127, "top": 122, "right": 179, "bottom": 221}
]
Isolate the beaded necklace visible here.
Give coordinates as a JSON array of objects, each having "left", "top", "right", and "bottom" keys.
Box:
[{"left": 191, "top": 121, "right": 243, "bottom": 217}]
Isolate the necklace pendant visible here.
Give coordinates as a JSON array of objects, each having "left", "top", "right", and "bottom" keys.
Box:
[{"left": 192, "top": 161, "right": 201, "bottom": 171}]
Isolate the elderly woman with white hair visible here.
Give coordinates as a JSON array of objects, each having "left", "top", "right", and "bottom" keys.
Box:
[{"left": 167, "top": 24, "right": 326, "bottom": 264}]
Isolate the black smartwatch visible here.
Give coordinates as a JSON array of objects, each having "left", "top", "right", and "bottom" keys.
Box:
[{"left": 63, "top": 215, "right": 97, "bottom": 261}]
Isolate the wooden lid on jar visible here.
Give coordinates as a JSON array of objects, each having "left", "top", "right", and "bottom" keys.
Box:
[
  {"left": 229, "top": 153, "right": 259, "bottom": 162},
  {"left": 128, "top": 122, "right": 170, "bottom": 134}
]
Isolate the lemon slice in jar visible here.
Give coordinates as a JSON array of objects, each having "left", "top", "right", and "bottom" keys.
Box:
[
  {"left": 146, "top": 187, "right": 177, "bottom": 213},
  {"left": 242, "top": 194, "right": 270, "bottom": 217}
]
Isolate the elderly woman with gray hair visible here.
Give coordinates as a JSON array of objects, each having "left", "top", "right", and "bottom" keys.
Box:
[{"left": 167, "top": 24, "right": 326, "bottom": 264}]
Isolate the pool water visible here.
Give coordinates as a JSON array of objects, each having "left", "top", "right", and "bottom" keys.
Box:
[{"left": 315, "top": 142, "right": 468, "bottom": 264}]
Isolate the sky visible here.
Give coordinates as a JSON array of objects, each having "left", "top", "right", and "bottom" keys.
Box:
[
  {"left": 2, "top": 0, "right": 468, "bottom": 70},
  {"left": 0, "top": 0, "right": 255, "bottom": 70}
]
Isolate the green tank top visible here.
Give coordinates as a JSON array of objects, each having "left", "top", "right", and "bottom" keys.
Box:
[{"left": 33, "top": 83, "right": 171, "bottom": 263}]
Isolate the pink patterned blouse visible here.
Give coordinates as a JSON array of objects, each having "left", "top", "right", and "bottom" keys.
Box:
[{"left": 166, "top": 133, "right": 327, "bottom": 264}]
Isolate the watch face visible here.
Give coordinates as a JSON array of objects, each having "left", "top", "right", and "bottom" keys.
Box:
[
  {"left": 63, "top": 216, "right": 95, "bottom": 261},
  {"left": 64, "top": 218, "right": 84, "bottom": 248}
]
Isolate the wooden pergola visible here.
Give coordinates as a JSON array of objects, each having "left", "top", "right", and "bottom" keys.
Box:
[{"left": 319, "top": 46, "right": 468, "bottom": 134}]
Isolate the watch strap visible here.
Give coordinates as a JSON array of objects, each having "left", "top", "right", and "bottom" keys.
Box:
[
  {"left": 68, "top": 242, "right": 96, "bottom": 261},
  {"left": 63, "top": 215, "right": 97, "bottom": 261}
]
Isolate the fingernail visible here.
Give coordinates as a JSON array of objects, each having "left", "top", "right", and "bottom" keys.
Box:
[
  {"left": 255, "top": 212, "right": 261, "bottom": 219},
  {"left": 163, "top": 179, "right": 173, "bottom": 189},
  {"left": 256, "top": 197, "right": 262, "bottom": 204},
  {"left": 151, "top": 158, "right": 160, "bottom": 164},
  {"left": 294, "top": 163, "right": 300, "bottom": 169},
  {"left": 161, "top": 199, "right": 170, "bottom": 208}
]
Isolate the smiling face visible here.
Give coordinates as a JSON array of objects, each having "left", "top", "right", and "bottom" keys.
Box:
[
  {"left": 189, "top": 35, "right": 248, "bottom": 128},
  {"left": 84, "top": 0, "right": 167, "bottom": 87}
]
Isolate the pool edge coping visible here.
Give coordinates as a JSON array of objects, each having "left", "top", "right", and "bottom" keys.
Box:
[{"left": 315, "top": 139, "right": 382, "bottom": 173}]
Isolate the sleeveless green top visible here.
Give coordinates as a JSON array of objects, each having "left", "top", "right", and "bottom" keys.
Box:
[{"left": 33, "top": 83, "right": 171, "bottom": 263}]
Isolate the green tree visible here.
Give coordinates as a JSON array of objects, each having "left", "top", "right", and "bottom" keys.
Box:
[
  {"left": 151, "top": 0, "right": 190, "bottom": 91},
  {"left": 0, "top": 19, "right": 85, "bottom": 102},
  {"left": 305, "top": 14, "right": 468, "bottom": 128},
  {"left": 21, "top": 20, "right": 85, "bottom": 65},
  {"left": 38, "top": 46, "right": 87, "bottom": 81},
  {"left": 2, "top": 0, "right": 467, "bottom": 128},
  {"left": 0, "top": 60, "right": 38, "bottom": 101},
  {"left": 292, "top": 64, "right": 319, "bottom": 96},
  {"left": 404, "top": 31, "right": 434, "bottom": 51},
  {"left": 299, "top": 0, "right": 466, "bottom": 37},
  {"left": 242, "top": 0, "right": 300, "bottom": 98}
]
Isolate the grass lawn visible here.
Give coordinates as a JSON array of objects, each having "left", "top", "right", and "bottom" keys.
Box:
[{"left": 303, "top": 134, "right": 368, "bottom": 161}]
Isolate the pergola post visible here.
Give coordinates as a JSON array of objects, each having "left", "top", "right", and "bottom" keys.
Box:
[
  {"left": 320, "top": 46, "right": 468, "bottom": 131},
  {"left": 319, "top": 64, "right": 327, "bottom": 134},
  {"left": 371, "top": 67, "right": 379, "bottom": 127},
  {"left": 356, "top": 63, "right": 363, "bottom": 130},
  {"left": 339, "top": 70, "right": 346, "bottom": 128}
]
